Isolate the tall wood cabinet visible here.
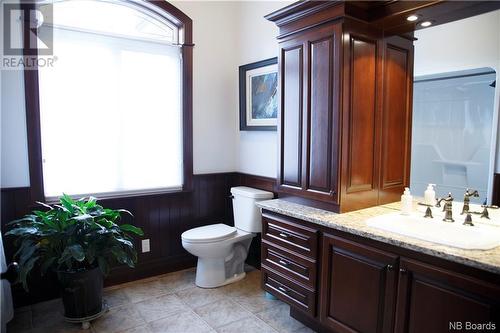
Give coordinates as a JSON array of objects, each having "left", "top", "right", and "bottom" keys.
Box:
[{"left": 267, "top": 2, "right": 414, "bottom": 212}]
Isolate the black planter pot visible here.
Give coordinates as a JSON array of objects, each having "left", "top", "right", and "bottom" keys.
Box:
[{"left": 57, "top": 267, "right": 103, "bottom": 319}]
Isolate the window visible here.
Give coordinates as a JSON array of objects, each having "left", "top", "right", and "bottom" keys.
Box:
[{"left": 25, "top": 0, "right": 193, "bottom": 200}]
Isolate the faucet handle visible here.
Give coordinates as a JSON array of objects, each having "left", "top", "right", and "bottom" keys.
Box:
[{"left": 463, "top": 213, "right": 474, "bottom": 226}]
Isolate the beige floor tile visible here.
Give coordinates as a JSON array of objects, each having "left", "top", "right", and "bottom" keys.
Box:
[
  {"left": 6, "top": 308, "right": 32, "bottom": 333},
  {"left": 194, "top": 299, "right": 250, "bottom": 328},
  {"left": 233, "top": 293, "right": 282, "bottom": 313},
  {"left": 104, "top": 288, "right": 131, "bottom": 308},
  {"left": 292, "top": 326, "right": 317, "bottom": 333},
  {"left": 131, "top": 294, "right": 188, "bottom": 323},
  {"left": 175, "top": 286, "right": 224, "bottom": 309},
  {"left": 122, "top": 280, "right": 168, "bottom": 303},
  {"left": 31, "top": 321, "right": 84, "bottom": 333},
  {"left": 216, "top": 315, "right": 277, "bottom": 333},
  {"left": 117, "top": 324, "right": 152, "bottom": 333},
  {"left": 157, "top": 269, "right": 196, "bottom": 293},
  {"left": 31, "top": 299, "right": 64, "bottom": 329},
  {"left": 148, "top": 311, "right": 213, "bottom": 333},
  {"left": 92, "top": 306, "right": 145, "bottom": 333},
  {"left": 256, "top": 303, "right": 305, "bottom": 333}
]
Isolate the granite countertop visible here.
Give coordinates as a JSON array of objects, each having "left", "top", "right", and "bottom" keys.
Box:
[{"left": 256, "top": 199, "right": 500, "bottom": 275}]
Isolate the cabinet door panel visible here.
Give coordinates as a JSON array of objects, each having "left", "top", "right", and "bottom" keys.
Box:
[
  {"left": 320, "top": 234, "right": 398, "bottom": 333},
  {"left": 379, "top": 36, "right": 413, "bottom": 204},
  {"left": 395, "top": 258, "right": 500, "bottom": 333},
  {"left": 281, "top": 45, "right": 303, "bottom": 188},
  {"left": 305, "top": 24, "right": 340, "bottom": 202},
  {"left": 347, "top": 37, "right": 377, "bottom": 193}
]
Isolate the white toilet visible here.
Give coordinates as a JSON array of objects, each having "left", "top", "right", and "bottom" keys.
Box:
[{"left": 181, "top": 186, "right": 273, "bottom": 288}]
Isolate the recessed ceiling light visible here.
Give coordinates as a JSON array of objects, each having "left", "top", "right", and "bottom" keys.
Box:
[
  {"left": 420, "top": 21, "right": 433, "bottom": 27},
  {"left": 406, "top": 15, "right": 419, "bottom": 22}
]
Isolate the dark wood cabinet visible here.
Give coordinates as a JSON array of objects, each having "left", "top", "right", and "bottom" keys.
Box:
[
  {"left": 261, "top": 211, "right": 319, "bottom": 316},
  {"left": 320, "top": 234, "right": 398, "bottom": 333},
  {"left": 268, "top": 3, "right": 414, "bottom": 212},
  {"left": 394, "top": 258, "right": 500, "bottom": 333},
  {"left": 261, "top": 210, "right": 500, "bottom": 333},
  {"left": 277, "top": 23, "right": 341, "bottom": 204}
]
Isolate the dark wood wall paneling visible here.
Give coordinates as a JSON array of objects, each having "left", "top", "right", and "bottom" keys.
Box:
[
  {"left": 492, "top": 173, "right": 500, "bottom": 206},
  {"left": 1, "top": 172, "right": 276, "bottom": 307}
]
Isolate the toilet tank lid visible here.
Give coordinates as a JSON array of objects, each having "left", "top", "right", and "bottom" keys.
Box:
[{"left": 230, "top": 186, "right": 273, "bottom": 199}]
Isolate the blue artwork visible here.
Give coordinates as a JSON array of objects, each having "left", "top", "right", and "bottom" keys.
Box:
[{"left": 251, "top": 72, "right": 277, "bottom": 119}]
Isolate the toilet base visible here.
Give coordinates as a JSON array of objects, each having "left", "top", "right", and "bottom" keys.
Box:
[{"left": 195, "top": 257, "right": 247, "bottom": 288}]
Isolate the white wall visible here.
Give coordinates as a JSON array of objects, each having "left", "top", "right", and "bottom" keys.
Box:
[
  {"left": 172, "top": 1, "right": 240, "bottom": 174},
  {"left": 414, "top": 10, "right": 500, "bottom": 200},
  {"left": 236, "top": 1, "right": 291, "bottom": 178}
]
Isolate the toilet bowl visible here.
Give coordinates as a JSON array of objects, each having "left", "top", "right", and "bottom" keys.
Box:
[{"left": 181, "top": 186, "right": 273, "bottom": 288}]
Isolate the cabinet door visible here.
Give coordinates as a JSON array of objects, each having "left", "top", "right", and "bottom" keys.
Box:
[
  {"left": 395, "top": 258, "right": 500, "bottom": 333},
  {"left": 277, "top": 23, "right": 341, "bottom": 203},
  {"left": 320, "top": 234, "right": 398, "bottom": 333},
  {"left": 339, "top": 20, "right": 383, "bottom": 212},
  {"left": 378, "top": 36, "right": 414, "bottom": 204}
]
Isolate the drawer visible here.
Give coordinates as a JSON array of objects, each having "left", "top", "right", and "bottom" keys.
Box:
[
  {"left": 262, "top": 240, "right": 317, "bottom": 289},
  {"left": 262, "top": 212, "right": 318, "bottom": 259},
  {"left": 262, "top": 267, "right": 316, "bottom": 316}
]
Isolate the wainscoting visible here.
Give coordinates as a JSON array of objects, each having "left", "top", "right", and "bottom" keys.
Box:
[{"left": 1, "top": 172, "right": 276, "bottom": 307}]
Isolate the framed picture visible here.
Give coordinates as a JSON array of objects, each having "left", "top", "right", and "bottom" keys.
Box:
[{"left": 239, "top": 57, "right": 278, "bottom": 131}]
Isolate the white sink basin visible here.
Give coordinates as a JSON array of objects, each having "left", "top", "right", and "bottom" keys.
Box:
[{"left": 366, "top": 212, "right": 500, "bottom": 250}]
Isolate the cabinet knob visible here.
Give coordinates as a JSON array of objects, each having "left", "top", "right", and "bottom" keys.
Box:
[
  {"left": 399, "top": 268, "right": 407, "bottom": 274},
  {"left": 386, "top": 264, "right": 393, "bottom": 271},
  {"left": 278, "top": 286, "right": 289, "bottom": 293},
  {"left": 278, "top": 259, "right": 288, "bottom": 266},
  {"left": 278, "top": 232, "right": 289, "bottom": 239}
]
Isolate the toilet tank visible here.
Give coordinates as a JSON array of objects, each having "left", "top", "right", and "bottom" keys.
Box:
[{"left": 231, "top": 186, "right": 273, "bottom": 233}]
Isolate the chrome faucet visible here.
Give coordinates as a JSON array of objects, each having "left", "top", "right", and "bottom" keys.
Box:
[
  {"left": 461, "top": 189, "right": 479, "bottom": 215},
  {"left": 436, "top": 193, "right": 454, "bottom": 222}
]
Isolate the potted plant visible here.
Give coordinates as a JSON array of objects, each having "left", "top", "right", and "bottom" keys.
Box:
[{"left": 6, "top": 194, "right": 144, "bottom": 319}]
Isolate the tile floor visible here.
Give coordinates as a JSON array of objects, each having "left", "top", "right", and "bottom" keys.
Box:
[{"left": 7, "top": 267, "right": 316, "bottom": 333}]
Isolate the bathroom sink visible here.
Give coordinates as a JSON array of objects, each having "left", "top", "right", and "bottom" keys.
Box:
[{"left": 366, "top": 212, "right": 500, "bottom": 250}]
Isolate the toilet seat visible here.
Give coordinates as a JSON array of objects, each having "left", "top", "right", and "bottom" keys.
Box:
[{"left": 181, "top": 224, "right": 237, "bottom": 244}]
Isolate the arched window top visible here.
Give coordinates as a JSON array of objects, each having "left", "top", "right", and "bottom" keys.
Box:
[
  {"left": 24, "top": 0, "right": 193, "bottom": 201},
  {"left": 38, "top": 0, "right": 188, "bottom": 44}
]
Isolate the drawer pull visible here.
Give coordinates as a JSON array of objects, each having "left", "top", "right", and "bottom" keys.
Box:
[
  {"left": 400, "top": 268, "right": 407, "bottom": 274},
  {"left": 387, "top": 264, "right": 393, "bottom": 271},
  {"left": 278, "top": 259, "right": 288, "bottom": 266},
  {"left": 278, "top": 286, "right": 289, "bottom": 293},
  {"left": 279, "top": 232, "right": 289, "bottom": 239}
]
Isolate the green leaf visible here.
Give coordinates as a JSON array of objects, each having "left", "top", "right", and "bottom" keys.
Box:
[
  {"left": 6, "top": 227, "right": 40, "bottom": 237},
  {"left": 40, "top": 257, "right": 56, "bottom": 275},
  {"left": 19, "top": 256, "right": 39, "bottom": 291},
  {"left": 60, "top": 194, "right": 75, "bottom": 214},
  {"left": 119, "top": 224, "right": 144, "bottom": 236},
  {"left": 97, "top": 257, "right": 109, "bottom": 276},
  {"left": 117, "top": 209, "right": 133, "bottom": 217},
  {"left": 35, "top": 201, "right": 53, "bottom": 210},
  {"left": 59, "top": 244, "right": 85, "bottom": 263}
]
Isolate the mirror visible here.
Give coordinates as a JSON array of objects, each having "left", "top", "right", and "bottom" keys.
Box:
[{"left": 411, "top": 10, "right": 500, "bottom": 204}]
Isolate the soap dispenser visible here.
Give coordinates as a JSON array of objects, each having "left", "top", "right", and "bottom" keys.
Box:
[
  {"left": 424, "top": 184, "right": 436, "bottom": 206},
  {"left": 401, "top": 187, "right": 413, "bottom": 215}
]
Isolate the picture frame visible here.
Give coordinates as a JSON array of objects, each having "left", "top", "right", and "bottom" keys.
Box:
[{"left": 239, "top": 57, "right": 278, "bottom": 131}]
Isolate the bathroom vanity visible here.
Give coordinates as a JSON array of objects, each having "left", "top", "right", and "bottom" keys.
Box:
[{"left": 257, "top": 199, "right": 500, "bottom": 333}]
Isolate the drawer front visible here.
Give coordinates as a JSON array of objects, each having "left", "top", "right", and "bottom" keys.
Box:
[
  {"left": 262, "top": 212, "right": 318, "bottom": 259},
  {"left": 262, "top": 240, "right": 317, "bottom": 289},
  {"left": 262, "top": 267, "right": 316, "bottom": 315}
]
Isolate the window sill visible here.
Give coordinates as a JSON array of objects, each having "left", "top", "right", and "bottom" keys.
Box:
[{"left": 43, "top": 187, "right": 193, "bottom": 204}]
